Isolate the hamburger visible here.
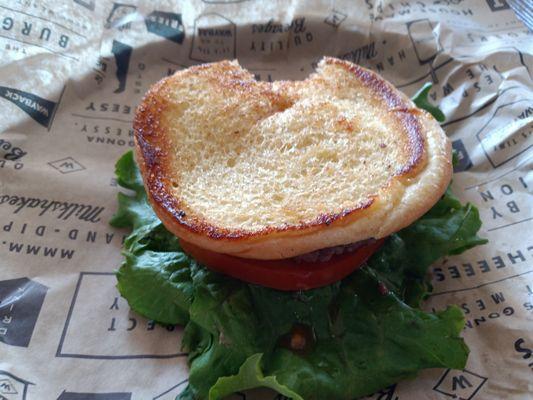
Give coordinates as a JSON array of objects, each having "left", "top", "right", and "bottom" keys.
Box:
[{"left": 111, "top": 57, "right": 487, "bottom": 399}]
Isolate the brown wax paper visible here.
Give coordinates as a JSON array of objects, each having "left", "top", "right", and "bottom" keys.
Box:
[{"left": 0, "top": 0, "right": 532, "bottom": 399}]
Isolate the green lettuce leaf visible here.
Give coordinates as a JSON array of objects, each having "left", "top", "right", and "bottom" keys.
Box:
[
  {"left": 260, "top": 271, "right": 468, "bottom": 399},
  {"left": 368, "top": 187, "right": 487, "bottom": 306},
  {"left": 111, "top": 151, "right": 486, "bottom": 400},
  {"left": 210, "top": 354, "right": 304, "bottom": 400},
  {"left": 116, "top": 250, "right": 193, "bottom": 325}
]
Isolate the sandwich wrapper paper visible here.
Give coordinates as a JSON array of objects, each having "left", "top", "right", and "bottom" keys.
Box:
[{"left": 0, "top": 0, "right": 531, "bottom": 399}]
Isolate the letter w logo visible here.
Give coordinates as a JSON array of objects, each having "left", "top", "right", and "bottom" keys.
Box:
[
  {"left": 452, "top": 375, "right": 473, "bottom": 390},
  {"left": 433, "top": 369, "right": 488, "bottom": 399}
]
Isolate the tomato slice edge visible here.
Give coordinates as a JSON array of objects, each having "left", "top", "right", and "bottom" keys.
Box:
[{"left": 180, "top": 239, "right": 385, "bottom": 291}]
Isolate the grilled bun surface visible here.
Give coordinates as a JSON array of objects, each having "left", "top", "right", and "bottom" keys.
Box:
[{"left": 134, "top": 57, "right": 452, "bottom": 260}]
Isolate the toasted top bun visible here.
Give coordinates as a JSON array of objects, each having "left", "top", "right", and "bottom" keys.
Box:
[{"left": 134, "top": 57, "right": 451, "bottom": 260}]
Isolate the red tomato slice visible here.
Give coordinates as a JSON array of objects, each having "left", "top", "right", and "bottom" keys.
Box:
[{"left": 179, "top": 239, "right": 385, "bottom": 291}]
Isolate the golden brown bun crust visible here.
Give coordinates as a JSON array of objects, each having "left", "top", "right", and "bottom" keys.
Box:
[{"left": 134, "top": 57, "right": 452, "bottom": 260}]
